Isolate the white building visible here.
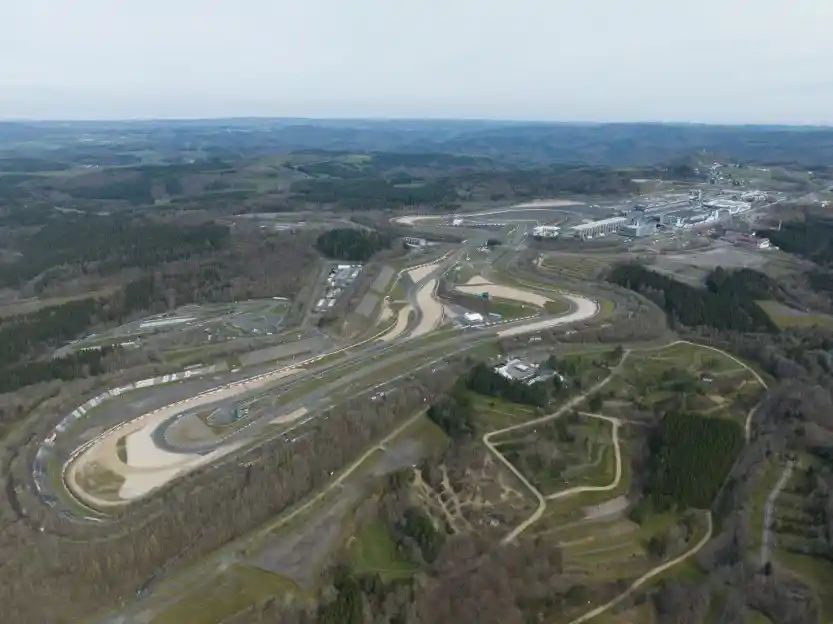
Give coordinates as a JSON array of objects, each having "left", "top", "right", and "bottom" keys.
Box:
[
  {"left": 531, "top": 224, "right": 560, "bottom": 238},
  {"left": 703, "top": 199, "right": 750, "bottom": 214},
  {"left": 494, "top": 359, "right": 539, "bottom": 382},
  {"left": 570, "top": 217, "right": 628, "bottom": 240}
]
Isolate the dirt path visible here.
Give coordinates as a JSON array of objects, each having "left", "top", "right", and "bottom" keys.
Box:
[
  {"left": 485, "top": 351, "right": 630, "bottom": 545},
  {"left": 761, "top": 461, "right": 795, "bottom": 567},
  {"left": 565, "top": 511, "right": 713, "bottom": 624},
  {"left": 670, "top": 340, "right": 768, "bottom": 441},
  {"left": 546, "top": 341, "right": 762, "bottom": 622},
  {"left": 482, "top": 338, "right": 764, "bottom": 622},
  {"left": 546, "top": 414, "right": 621, "bottom": 502}
]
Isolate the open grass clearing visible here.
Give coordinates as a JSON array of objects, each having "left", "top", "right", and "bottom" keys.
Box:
[
  {"left": 532, "top": 442, "right": 633, "bottom": 535},
  {"left": 469, "top": 395, "right": 539, "bottom": 432},
  {"left": 541, "top": 254, "right": 614, "bottom": 280},
  {"left": 494, "top": 413, "right": 617, "bottom": 497},
  {"left": 757, "top": 299, "right": 833, "bottom": 329},
  {"left": 634, "top": 342, "right": 745, "bottom": 373},
  {"left": 150, "top": 564, "right": 300, "bottom": 624},
  {"left": 347, "top": 520, "right": 416, "bottom": 580},
  {"left": 545, "top": 298, "right": 573, "bottom": 315}
]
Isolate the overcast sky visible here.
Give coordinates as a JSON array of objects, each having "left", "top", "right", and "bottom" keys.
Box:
[{"left": 2, "top": 0, "right": 831, "bottom": 123}]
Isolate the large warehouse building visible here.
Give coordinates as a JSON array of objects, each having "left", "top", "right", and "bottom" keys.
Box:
[
  {"left": 570, "top": 217, "right": 627, "bottom": 240},
  {"left": 619, "top": 220, "right": 657, "bottom": 238},
  {"left": 531, "top": 224, "right": 560, "bottom": 238}
]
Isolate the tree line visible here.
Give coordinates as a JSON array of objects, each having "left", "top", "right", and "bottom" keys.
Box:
[
  {"left": 0, "top": 216, "right": 230, "bottom": 288},
  {"left": 608, "top": 263, "right": 778, "bottom": 333},
  {"left": 315, "top": 228, "right": 391, "bottom": 262}
]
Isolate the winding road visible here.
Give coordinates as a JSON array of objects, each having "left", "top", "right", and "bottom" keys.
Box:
[
  {"left": 58, "top": 255, "right": 602, "bottom": 515},
  {"left": 480, "top": 339, "right": 767, "bottom": 623},
  {"left": 486, "top": 351, "right": 630, "bottom": 545}
]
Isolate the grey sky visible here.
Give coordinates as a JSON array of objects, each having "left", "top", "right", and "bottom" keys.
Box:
[{"left": 2, "top": 0, "right": 832, "bottom": 123}]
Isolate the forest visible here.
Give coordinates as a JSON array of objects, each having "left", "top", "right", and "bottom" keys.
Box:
[
  {"left": 0, "top": 224, "right": 316, "bottom": 395},
  {"left": 0, "top": 216, "right": 230, "bottom": 288},
  {"left": 647, "top": 412, "right": 744, "bottom": 509},
  {"left": 608, "top": 263, "right": 778, "bottom": 332},
  {"left": 315, "top": 228, "right": 392, "bottom": 261},
  {"left": 761, "top": 216, "right": 833, "bottom": 266}
]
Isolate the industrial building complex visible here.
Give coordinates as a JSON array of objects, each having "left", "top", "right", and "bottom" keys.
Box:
[
  {"left": 570, "top": 217, "right": 628, "bottom": 240},
  {"left": 562, "top": 188, "right": 765, "bottom": 241}
]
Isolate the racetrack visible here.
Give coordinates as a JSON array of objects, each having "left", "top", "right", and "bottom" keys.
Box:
[
  {"left": 57, "top": 258, "right": 599, "bottom": 513},
  {"left": 393, "top": 200, "right": 584, "bottom": 226}
]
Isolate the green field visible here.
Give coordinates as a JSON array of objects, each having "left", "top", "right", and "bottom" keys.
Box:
[
  {"left": 151, "top": 565, "right": 299, "bottom": 624},
  {"left": 493, "top": 413, "right": 616, "bottom": 496},
  {"left": 758, "top": 299, "right": 833, "bottom": 329},
  {"left": 348, "top": 520, "right": 416, "bottom": 580},
  {"left": 601, "top": 342, "right": 763, "bottom": 427},
  {"left": 469, "top": 395, "right": 539, "bottom": 432}
]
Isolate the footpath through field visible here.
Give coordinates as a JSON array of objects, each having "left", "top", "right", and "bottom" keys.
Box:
[{"left": 483, "top": 339, "right": 767, "bottom": 623}]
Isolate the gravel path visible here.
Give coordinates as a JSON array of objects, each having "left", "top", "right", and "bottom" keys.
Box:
[{"left": 761, "top": 461, "right": 795, "bottom": 567}]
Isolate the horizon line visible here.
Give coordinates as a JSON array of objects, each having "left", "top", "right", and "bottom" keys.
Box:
[{"left": 0, "top": 115, "right": 831, "bottom": 129}]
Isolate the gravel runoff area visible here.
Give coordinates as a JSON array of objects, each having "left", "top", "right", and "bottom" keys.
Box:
[
  {"left": 411, "top": 279, "right": 444, "bottom": 338},
  {"left": 497, "top": 294, "right": 597, "bottom": 338},
  {"left": 61, "top": 255, "right": 600, "bottom": 511},
  {"left": 379, "top": 262, "right": 445, "bottom": 342},
  {"left": 455, "top": 275, "right": 551, "bottom": 307},
  {"left": 65, "top": 367, "right": 303, "bottom": 508}
]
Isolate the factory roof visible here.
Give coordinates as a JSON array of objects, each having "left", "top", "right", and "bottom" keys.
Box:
[
  {"left": 570, "top": 217, "right": 627, "bottom": 232},
  {"left": 494, "top": 358, "right": 539, "bottom": 381}
]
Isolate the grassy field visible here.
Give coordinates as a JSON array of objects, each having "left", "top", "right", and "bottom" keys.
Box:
[
  {"left": 348, "top": 520, "right": 416, "bottom": 580},
  {"left": 533, "top": 441, "right": 633, "bottom": 532},
  {"left": 757, "top": 299, "right": 833, "bottom": 329},
  {"left": 388, "top": 413, "right": 449, "bottom": 451},
  {"left": 150, "top": 565, "right": 299, "bottom": 624},
  {"left": 545, "top": 298, "right": 572, "bottom": 315},
  {"left": 485, "top": 297, "right": 538, "bottom": 319},
  {"left": 540, "top": 254, "right": 615, "bottom": 280},
  {"left": 549, "top": 509, "right": 711, "bottom": 624},
  {"left": 601, "top": 342, "right": 763, "bottom": 427},
  {"left": 492, "top": 413, "right": 616, "bottom": 496},
  {"left": 469, "top": 395, "right": 539, "bottom": 432}
]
